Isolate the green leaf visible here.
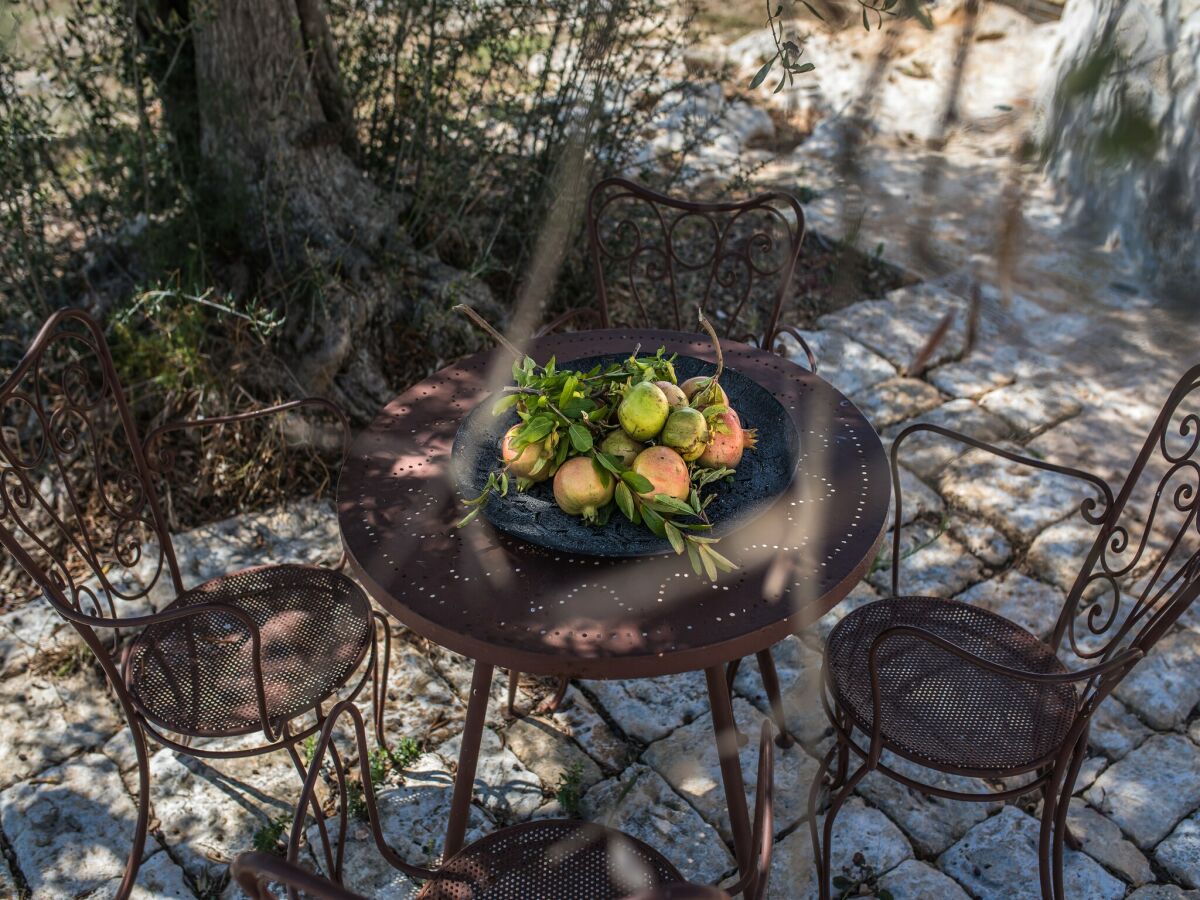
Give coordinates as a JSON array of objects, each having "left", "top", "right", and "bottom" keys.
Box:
[
  {"left": 456, "top": 507, "right": 480, "bottom": 528},
  {"left": 706, "top": 546, "right": 738, "bottom": 573},
  {"left": 800, "top": 0, "right": 826, "bottom": 20},
  {"left": 621, "top": 471, "right": 654, "bottom": 494},
  {"left": 664, "top": 520, "right": 685, "bottom": 555},
  {"left": 568, "top": 423, "right": 593, "bottom": 452},
  {"left": 774, "top": 73, "right": 788, "bottom": 94},
  {"left": 615, "top": 482, "right": 635, "bottom": 522},
  {"left": 529, "top": 455, "right": 547, "bottom": 475},
  {"left": 555, "top": 437, "right": 570, "bottom": 465},
  {"left": 499, "top": 473, "right": 509, "bottom": 496},
  {"left": 544, "top": 355, "right": 556, "bottom": 375},
  {"left": 862, "top": 6, "right": 870, "bottom": 29},
  {"left": 594, "top": 452, "right": 622, "bottom": 476},
  {"left": 652, "top": 494, "right": 695, "bottom": 516},
  {"left": 795, "top": 62, "right": 816, "bottom": 73},
  {"left": 492, "top": 393, "right": 520, "bottom": 415},
  {"left": 700, "top": 545, "right": 718, "bottom": 582},
  {"left": 686, "top": 539, "right": 703, "bottom": 575},
  {"left": 591, "top": 457, "right": 613, "bottom": 487},
  {"left": 749, "top": 57, "right": 774, "bottom": 89},
  {"left": 689, "top": 488, "right": 701, "bottom": 513},
  {"left": 519, "top": 415, "right": 555, "bottom": 444},
  {"left": 641, "top": 505, "right": 667, "bottom": 538},
  {"left": 558, "top": 375, "right": 578, "bottom": 408},
  {"left": 832, "top": 876, "right": 852, "bottom": 889}
]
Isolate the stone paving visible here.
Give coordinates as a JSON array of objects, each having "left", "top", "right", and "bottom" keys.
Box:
[
  {"left": 2, "top": 267, "right": 1198, "bottom": 898},
  {"left": 5, "top": 6, "right": 1200, "bottom": 900}
]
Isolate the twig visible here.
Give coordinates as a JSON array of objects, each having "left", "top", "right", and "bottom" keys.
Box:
[{"left": 453, "top": 304, "right": 525, "bottom": 359}]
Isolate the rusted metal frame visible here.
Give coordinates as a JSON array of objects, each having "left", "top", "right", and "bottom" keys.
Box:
[
  {"left": 232, "top": 851, "right": 365, "bottom": 900},
  {"left": 283, "top": 720, "right": 340, "bottom": 890},
  {"left": 704, "top": 665, "right": 756, "bottom": 899},
  {"left": 0, "top": 308, "right": 185, "bottom": 596},
  {"left": 767, "top": 325, "right": 818, "bottom": 373},
  {"left": 721, "top": 200, "right": 804, "bottom": 347},
  {"left": 585, "top": 177, "right": 805, "bottom": 349},
  {"left": 141, "top": 397, "right": 353, "bottom": 570},
  {"left": 444, "top": 660, "right": 494, "bottom": 859},
  {"left": 1050, "top": 363, "right": 1200, "bottom": 652},
  {"left": 288, "top": 700, "right": 439, "bottom": 885},
  {"left": 1076, "top": 462, "right": 1200, "bottom": 660},
  {"left": 722, "top": 722, "right": 775, "bottom": 900},
  {"left": 888, "top": 422, "right": 1115, "bottom": 597}
]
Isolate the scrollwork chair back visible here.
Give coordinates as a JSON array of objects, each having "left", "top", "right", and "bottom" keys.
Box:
[{"left": 586, "top": 177, "right": 806, "bottom": 350}]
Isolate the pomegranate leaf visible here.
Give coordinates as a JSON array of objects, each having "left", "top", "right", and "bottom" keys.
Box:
[
  {"left": 621, "top": 471, "right": 654, "bottom": 494},
  {"left": 615, "top": 482, "right": 636, "bottom": 522},
  {"left": 686, "top": 540, "right": 703, "bottom": 576},
  {"left": 640, "top": 505, "right": 667, "bottom": 538},
  {"left": 492, "top": 393, "right": 520, "bottom": 415},
  {"left": 568, "top": 424, "right": 592, "bottom": 452},
  {"left": 664, "top": 521, "right": 686, "bottom": 555},
  {"left": 652, "top": 494, "right": 695, "bottom": 517}
]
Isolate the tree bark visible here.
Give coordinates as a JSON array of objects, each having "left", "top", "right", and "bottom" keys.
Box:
[{"left": 146, "top": 0, "right": 501, "bottom": 419}]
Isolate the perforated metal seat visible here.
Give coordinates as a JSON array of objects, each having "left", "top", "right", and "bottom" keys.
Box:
[
  {"left": 415, "top": 819, "right": 684, "bottom": 900},
  {"left": 125, "top": 564, "right": 373, "bottom": 737},
  {"left": 825, "top": 597, "right": 1078, "bottom": 773}
]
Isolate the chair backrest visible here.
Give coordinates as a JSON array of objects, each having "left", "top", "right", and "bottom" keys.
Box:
[
  {"left": 586, "top": 177, "right": 805, "bottom": 349},
  {"left": 1052, "top": 364, "right": 1200, "bottom": 674},
  {"left": 0, "top": 309, "right": 181, "bottom": 628}
]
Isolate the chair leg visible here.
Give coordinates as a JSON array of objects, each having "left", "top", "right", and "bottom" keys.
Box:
[
  {"left": 832, "top": 709, "right": 851, "bottom": 790},
  {"left": 1038, "top": 764, "right": 1064, "bottom": 900},
  {"left": 286, "top": 734, "right": 338, "bottom": 880},
  {"left": 1050, "top": 737, "right": 1089, "bottom": 900},
  {"left": 506, "top": 670, "right": 521, "bottom": 717},
  {"left": 115, "top": 718, "right": 152, "bottom": 900},
  {"left": 370, "top": 612, "right": 392, "bottom": 750},
  {"left": 725, "top": 658, "right": 749, "bottom": 748},
  {"left": 754, "top": 648, "right": 795, "bottom": 749},
  {"left": 809, "top": 735, "right": 874, "bottom": 900}
]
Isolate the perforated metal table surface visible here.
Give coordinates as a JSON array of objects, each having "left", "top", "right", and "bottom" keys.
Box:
[
  {"left": 337, "top": 328, "right": 891, "bottom": 891},
  {"left": 338, "top": 329, "right": 891, "bottom": 679}
]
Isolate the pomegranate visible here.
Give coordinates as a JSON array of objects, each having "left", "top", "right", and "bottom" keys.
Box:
[
  {"left": 501, "top": 424, "right": 553, "bottom": 483},
  {"left": 553, "top": 457, "right": 614, "bottom": 522},
  {"left": 654, "top": 380, "right": 688, "bottom": 410},
  {"left": 660, "top": 407, "right": 710, "bottom": 462},
  {"left": 599, "top": 429, "right": 645, "bottom": 468},
  {"left": 698, "top": 408, "right": 757, "bottom": 469},
  {"left": 618, "top": 381, "right": 670, "bottom": 440},
  {"left": 680, "top": 376, "right": 728, "bottom": 408},
  {"left": 631, "top": 446, "right": 690, "bottom": 500}
]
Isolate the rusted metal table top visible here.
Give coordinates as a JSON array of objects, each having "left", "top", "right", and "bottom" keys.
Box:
[{"left": 338, "top": 329, "right": 890, "bottom": 679}]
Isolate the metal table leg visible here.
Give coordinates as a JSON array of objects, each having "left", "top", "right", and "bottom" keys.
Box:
[
  {"left": 444, "top": 660, "right": 494, "bottom": 859},
  {"left": 705, "top": 664, "right": 755, "bottom": 897}
]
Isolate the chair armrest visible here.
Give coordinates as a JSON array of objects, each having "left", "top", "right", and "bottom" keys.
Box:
[
  {"left": 769, "top": 326, "right": 818, "bottom": 374},
  {"left": 231, "top": 851, "right": 364, "bottom": 900},
  {"left": 864, "top": 625, "right": 1143, "bottom": 763},
  {"left": 887, "top": 423, "right": 1115, "bottom": 595},
  {"left": 143, "top": 397, "right": 351, "bottom": 472}
]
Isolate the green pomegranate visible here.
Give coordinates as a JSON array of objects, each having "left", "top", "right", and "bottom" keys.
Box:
[
  {"left": 654, "top": 380, "right": 688, "bottom": 410},
  {"left": 501, "top": 424, "right": 553, "bottom": 483},
  {"left": 599, "top": 430, "right": 645, "bottom": 468},
  {"left": 698, "top": 408, "right": 757, "bottom": 469},
  {"left": 660, "top": 407, "right": 710, "bottom": 462},
  {"left": 553, "top": 457, "right": 614, "bottom": 522},
  {"left": 681, "top": 376, "right": 728, "bottom": 409},
  {"left": 618, "top": 381, "right": 670, "bottom": 441},
  {"left": 631, "top": 446, "right": 690, "bottom": 500}
]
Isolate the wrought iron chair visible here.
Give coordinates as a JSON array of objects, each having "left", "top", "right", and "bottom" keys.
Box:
[
  {"left": 0, "top": 309, "right": 391, "bottom": 900},
  {"left": 230, "top": 699, "right": 774, "bottom": 899},
  {"left": 809, "top": 364, "right": 1200, "bottom": 900},
  {"left": 514, "top": 177, "right": 817, "bottom": 746}
]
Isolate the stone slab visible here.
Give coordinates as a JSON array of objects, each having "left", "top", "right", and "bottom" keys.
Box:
[
  {"left": 644, "top": 696, "right": 818, "bottom": 841},
  {"left": 1114, "top": 629, "right": 1200, "bottom": 730},
  {"left": 883, "top": 399, "right": 1012, "bottom": 481},
  {"left": 952, "top": 571, "right": 1065, "bottom": 641},
  {"left": 1066, "top": 801, "right": 1154, "bottom": 885},
  {"left": 852, "top": 377, "right": 945, "bottom": 429},
  {"left": 582, "top": 764, "right": 735, "bottom": 885},
  {"left": 868, "top": 524, "right": 983, "bottom": 598},
  {"left": 731, "top": 635, "right": 828, "bottom": 745},
  {"left": 436, "top": 726, "right": 544, "bottom": 824},
  {"left": 937, "top": 805, "right": 1125, "bottom": 900},
  {"left": 876, "top": 858, "right": 971, "bottom": 900},
  {"left": 978, "top": 380, "right": 1083, "bottom": 435},
  {"left": 0, "top": 753, "right": 157, "bottom": 899},
  {"left": 1085, "top": 734, "right": 1200, "bottom": 848},
  {"left": 582, "top": 670, "right": 712, "bottom": 744},
  {"left": 947, "top": 517, "right": 1013, "bottom": 568},
  {"left": 774, "top": 329, "right": 897, "bottom": 398}
]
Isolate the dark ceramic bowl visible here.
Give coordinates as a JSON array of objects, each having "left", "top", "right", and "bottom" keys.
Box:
[{"left": 450, "top": 354, "right": 800, "bottom": 558}]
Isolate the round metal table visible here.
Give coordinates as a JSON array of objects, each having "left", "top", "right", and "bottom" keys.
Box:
[{"left": 337, "top": 328, "right": 891, "bottom": 891}]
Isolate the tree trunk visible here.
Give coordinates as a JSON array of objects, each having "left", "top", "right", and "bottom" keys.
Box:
[{"left": 146, "top": 0, "right": 502, "bottom": 419}]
